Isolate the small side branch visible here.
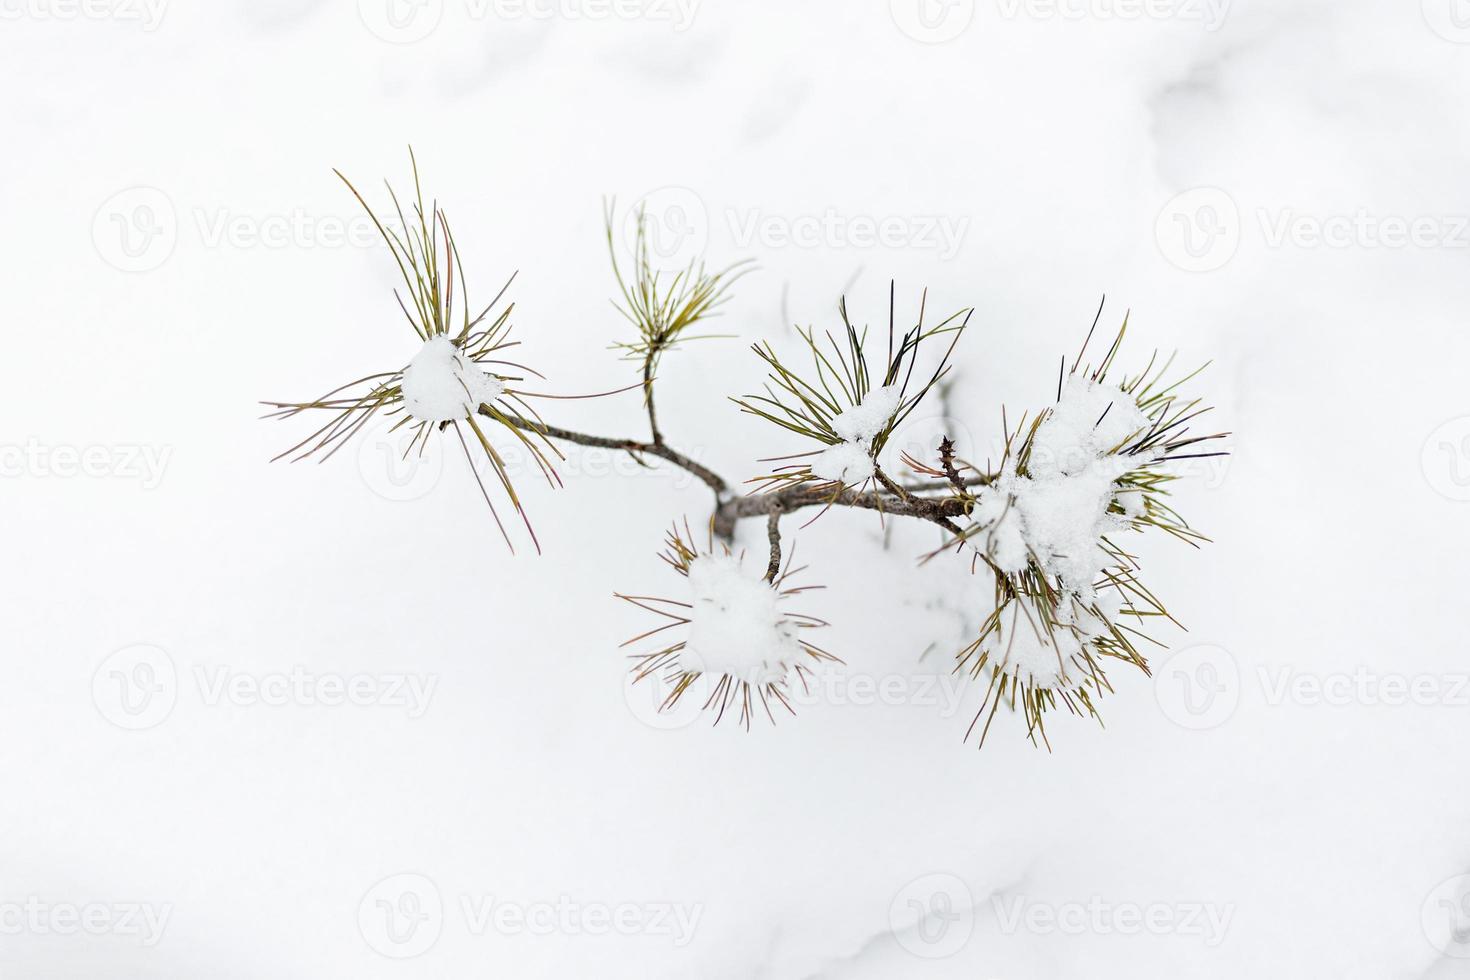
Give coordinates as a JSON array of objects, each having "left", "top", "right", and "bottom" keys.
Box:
[
  {"left": 642, "top": 355, "right": 663, "bottom": 445},
  {"left": 496, "top": 410, "right": 727, "bottom": 496},
  {"left": 721, "top": 483, "right": 968, "bottom": 529},
  {"left": 764, "top": 503, "right": 783, "bottom": 582},
  {"left": 938, "top": 437, "right": 967, "bottom": 494},
  {"left": 493, "top": 409, "right": 968, "bottom": 542}
]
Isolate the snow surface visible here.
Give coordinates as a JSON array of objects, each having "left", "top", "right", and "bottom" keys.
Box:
[
  {"left": 400, "top": 336, "right": 506, "bottom": 422},
  {"left": 7, "top": 5, "right": 1470, "bottom": 980},
  {"left": 682, "top": 553, "right": 804, "bottom": 684}
]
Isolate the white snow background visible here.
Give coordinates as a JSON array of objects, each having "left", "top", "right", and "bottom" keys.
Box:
[{"left": 3, "top": 0, "right": 1470, "bottom": 977}]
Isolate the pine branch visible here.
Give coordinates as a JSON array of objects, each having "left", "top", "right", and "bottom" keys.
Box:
[
  {"left": 492, "top": 410, "right": 728, "bottom": 497},
  {"left": 764, "top": 504, "right": 783, "bottom": 583},
  {"left": 270, "top": 159, "right": 1227, "bottom": 746}
]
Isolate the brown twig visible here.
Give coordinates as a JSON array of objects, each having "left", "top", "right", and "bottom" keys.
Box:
[
  {"left": 642, "top": 356, "right": 663, "bottom": 446},
  {"left": 497, "top": 411, "right": 727, "bottom": 496},
  {"left": 491, "top": 408, "right": 967, "bottom": 542},
  {"left": 764, "top": 503, "right": 783, "bottom": 582},
  {"left": 938, "top": 436, "right": 967, "bottom": 494}
]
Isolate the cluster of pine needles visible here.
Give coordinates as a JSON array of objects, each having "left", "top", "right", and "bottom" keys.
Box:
[
  {"left": 616, "top": 521, "right": 838, "bottom": 730},
  {"left": 938, "top": 307, "right": 1228, "bottom": 748},
  {"left": 735, "top": 285, "right": 971, "bottom": 497},
  {"left": 264, "top": 152, "right": 575, "bottom": 552}
]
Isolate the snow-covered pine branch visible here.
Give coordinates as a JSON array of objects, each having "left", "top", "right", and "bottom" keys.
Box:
[{"left": 267, "top": 154, "right": 1228, "bottom": 746}]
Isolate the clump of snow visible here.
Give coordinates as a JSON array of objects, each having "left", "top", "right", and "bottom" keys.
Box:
[
  {"left": 400, "top": 335, "right": 505, "bottom": 422},
  {"left": 810, "top": 385, "right": 902, "bottom": 485},
  {"left": 984, "top": 592, "right": 1119, "bottom": 687},
  {"left": 971, "top": 379, "right": 1154, "bottom": 599},
  {"left": 811, "top": 442, "right": 873, "bottom": 484},
  {"left": 683, "top": 553, "right": 805, "bottom": 686},
  {"left": 970, "top": 487, "right": 1028, "bottom": 573},
  {"left": 830, "top": 384, "right": 902, "bottom": 444},
  {"left": 1027, "top": 376, "right": 1151, "bottom": 479}
]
